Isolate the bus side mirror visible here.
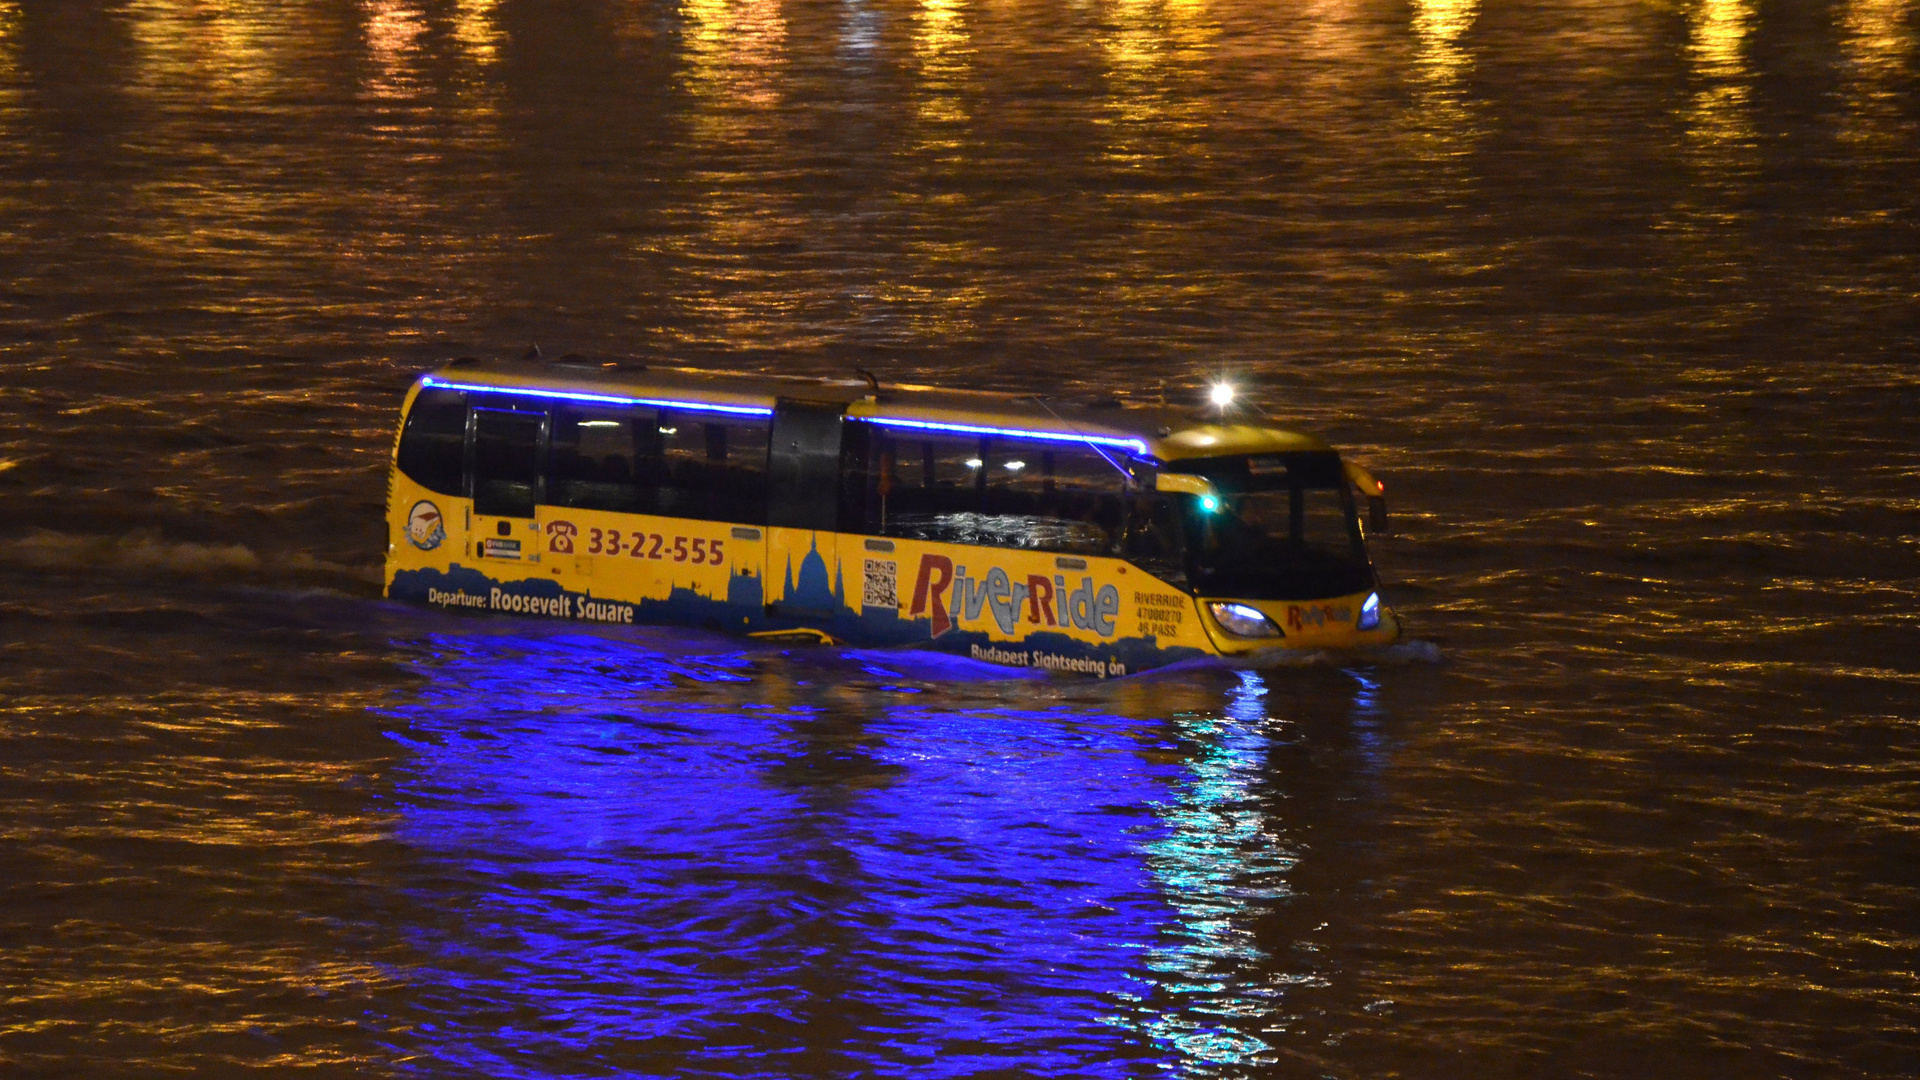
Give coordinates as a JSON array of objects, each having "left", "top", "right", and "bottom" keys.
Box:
[{"left": 1345, "top": 460, "right": 1390, "bottom": 539}]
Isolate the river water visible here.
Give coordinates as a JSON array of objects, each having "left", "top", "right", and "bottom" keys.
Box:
[{"left": 1, "top": 0, "right": 1916, "bottom": 1076}]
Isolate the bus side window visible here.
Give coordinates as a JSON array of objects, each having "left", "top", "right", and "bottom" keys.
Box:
[
  {"left": 844, "top": 422, "right": 888, "bottom": 534},
  {"left": 394, "top": 388, "right": 467, "bottom": 496},
  {"left": 1124, "top": 492, "right": 1186, "bottom": 584},
  {"left": 471, "top": 407, "right": 545, "bottom": 518},
  {"left": 549, "top": 406, "right": 655, "bottom": 513},
  {"left": 838, "top": 420, "right": 873, "bottom": 533},
  {"left": 655, "top": 411, "right": 769, "bottom": 525},
  {"left": 715, "top": 419, "right": 769, "bottom": 525},
  {"left": 1003, "top": 445, "right": 1126, "bottom": 555},
  {"left": 871, "top": 434, "right": 1123, "bottom": 554},
  {"left": 878, "top": 434, "right": 985, "bottom": 540}
]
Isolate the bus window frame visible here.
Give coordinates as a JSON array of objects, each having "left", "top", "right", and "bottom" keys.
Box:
[
  {"left": 468, "top": 403, "right": 550, "bottom": 519},
  {"left": 394, "top": 387, "right": 471, "bottom": 498}
]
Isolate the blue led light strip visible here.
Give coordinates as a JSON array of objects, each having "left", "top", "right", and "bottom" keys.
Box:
[
  {"left": 422, "top": 377, "right": 774, "bottom": 418},
  {"left": 422, "top": 378, "right": 1152, "bottom": 455},
  {"left": 864, "top": 416, "right": 1149, "bottom": 456}
]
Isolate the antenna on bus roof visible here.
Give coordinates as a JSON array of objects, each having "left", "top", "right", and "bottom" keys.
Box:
[
  {"left": 520, "top": 344, "right": 542, "bottom": 363},
  {"left": 1031, "top": 396, "right": 1137, "bottom": 489},
  {"left": 854, "top": 367, "right": 881, "bottom": 395}
]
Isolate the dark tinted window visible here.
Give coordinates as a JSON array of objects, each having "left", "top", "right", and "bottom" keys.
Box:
[
  {"left": 767, "top": 401, "right": 845, "bottom": 531},
  {"left": 537, "top": 405, "right": 770, "bottom": 523},
  {"left": 654, "top": 411, "right": 769, "bottom": 525},
  {"left": 1124, "top": 492, "right": 1187, "bottom": 586},
  {"left": 394, "top": 388, "right": 467, "bottom": 496},
  {"left": 549, "top": 405, "right": 656, "bottom": 513},
  {"left": 472, "top": 408, "right": 544, "bottom": 517}
]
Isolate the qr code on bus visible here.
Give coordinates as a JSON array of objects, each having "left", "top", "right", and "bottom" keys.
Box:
[{"left": 862, "top": 559, "right": 899, "bottom": 611}]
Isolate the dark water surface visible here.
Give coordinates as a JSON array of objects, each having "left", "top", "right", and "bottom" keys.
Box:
[{"left": 2, "top": 0, "right": 1917, "bottom": 1076}]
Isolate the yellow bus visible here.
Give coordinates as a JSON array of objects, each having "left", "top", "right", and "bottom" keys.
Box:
[{"left": 384, "top": 357, "right": 1400, "bottom": 676}]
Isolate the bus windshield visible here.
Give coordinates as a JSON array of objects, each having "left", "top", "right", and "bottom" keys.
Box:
[{"left": 1171, "top": 451, "right": 1375, "bottom": 600}]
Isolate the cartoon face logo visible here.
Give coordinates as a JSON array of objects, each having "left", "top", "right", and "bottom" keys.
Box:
[
  {"left": 546, "top": 520, "right": 577, "bottom": 555},
  {"left": 406, "top": 500, "right": 446, "bottom": 551}
]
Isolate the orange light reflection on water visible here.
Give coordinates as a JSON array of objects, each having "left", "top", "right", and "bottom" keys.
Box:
[
  {"left": 125, "top": 0, "right": 280, "bottom": 97},
  {"left": 681, "top": 0, "right": 787, "bottom": 112},
  {"left": 912, "top": 0, "right": 970, "bottom": 141},
  {"left": 0, "top": 0, "right": 19, "bottom": 78},
  {"left": 451, "top": 0, "right": 503, "bottom": 67},
  {"left": 0, "top": 0, "right": 20, "bottom": 161},
  {"left": 362, "top": 0, "right": 427, "bottom": 101},
  {"left": 1408, "top": 0, "right": 1478, "bottom": 152},
  {"left": 1684, "top": 0, "right": 1756, "bottom": 156},
  {"left": 1099, "top": 0, "right": 1217, "bottom": 165},
  {"left": 1839, "top": 0, "right": 1915, "bottom": 146},
  {"left": 667, "top": 0, "right": 807, "bottom": 351}
]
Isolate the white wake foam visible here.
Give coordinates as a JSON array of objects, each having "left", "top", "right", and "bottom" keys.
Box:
[
  {"left": 0, "top": 530, "right": 377, "bottom": 584},
  {"left": 0, "top": 529, "right": 259, "bottom": 575}
]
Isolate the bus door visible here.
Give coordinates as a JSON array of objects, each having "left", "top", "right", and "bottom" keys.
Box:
[
  {"left": 764, "top": 398, "right": 849, "bottom": 624},
  {"left": 469, "top": 406, "right": 546, "bottom": 568}
]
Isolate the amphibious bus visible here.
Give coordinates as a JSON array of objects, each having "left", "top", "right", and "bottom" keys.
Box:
[{"left": 384, "top": 356, "right": 1400, "bottom": 676}]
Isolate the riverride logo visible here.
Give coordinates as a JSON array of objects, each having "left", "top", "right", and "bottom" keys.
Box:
[
  {"left": 406, "top": 500, "right": 445, "bottom": 551},
  {"left": 907, "top": 553, "right": 1120, "bottom": 638},
  {"left": 1286, "top": 602, "right": 1354, "bottom": 631}
]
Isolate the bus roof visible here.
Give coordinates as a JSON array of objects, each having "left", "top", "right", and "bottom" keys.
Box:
[{"left": 415, "top": 358, "right": 1334, "bottom": 463}]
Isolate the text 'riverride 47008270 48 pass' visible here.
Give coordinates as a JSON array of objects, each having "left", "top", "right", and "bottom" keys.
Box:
[{"left": 384, "top": 355, "right": 1401, "bottom": 676}]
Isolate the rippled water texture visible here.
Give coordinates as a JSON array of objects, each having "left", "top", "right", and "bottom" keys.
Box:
[{"left": 1, "top": 1, "right": 1917, "bottom": 1076}]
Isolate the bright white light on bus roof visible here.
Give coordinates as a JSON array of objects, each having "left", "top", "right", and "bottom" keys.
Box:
[
  {"left": 659, "top": 426, "right": 678, "bottom": 435},
  {"left": 1004, "top": 460, "right": 1025, "bottom": 471},
  {"left": 580, "top": 420, "right": 621, "bottom": 428},
  {"left": 1209, "top": 382, "right": 1235, "bottom": 407},
  {"left": 965, "top": 458, "right": 984, "bottom": 468}
]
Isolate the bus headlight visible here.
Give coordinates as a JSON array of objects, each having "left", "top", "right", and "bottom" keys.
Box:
[
  {"left": 1358, "top": 591, "right": 1381, "bottom": 631},
  {"left": 1208, "top": 602, "right": 1281, "bottom": 638}
]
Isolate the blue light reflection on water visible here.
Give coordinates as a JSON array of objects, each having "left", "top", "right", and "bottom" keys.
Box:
[
  {"left": 1120, "top": 671, "right": 1313, "bottom": 1072},
  {"left": 375, "top": 628, "right": 1369, "bottom": 1076}
]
